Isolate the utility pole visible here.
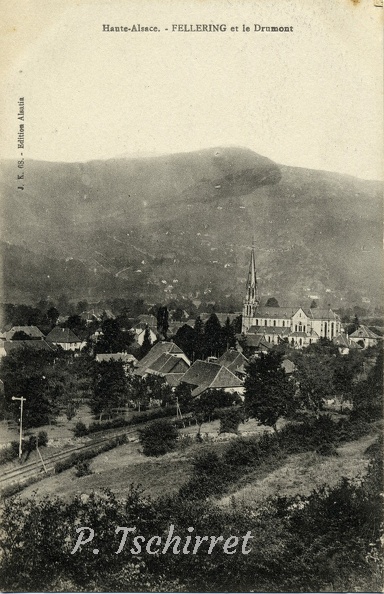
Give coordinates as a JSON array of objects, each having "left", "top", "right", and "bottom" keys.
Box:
[
  {"left": 175, "top": 396, "right": 183, "bottom": 420},
  {"left": 11, "top": 396, "right": 26, "bottom": 459}
]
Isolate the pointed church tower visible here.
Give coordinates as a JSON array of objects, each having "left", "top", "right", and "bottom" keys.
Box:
[{"left": 242, "top": 240, "right": 260, "bottom": 333}]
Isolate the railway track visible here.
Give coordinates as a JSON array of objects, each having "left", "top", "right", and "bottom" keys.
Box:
[
  {"left": 0, "top": 427, "right": 140, "bottom": 489},
  {"left": 0, "top": 413, "right": 194, "bottom": 491}
]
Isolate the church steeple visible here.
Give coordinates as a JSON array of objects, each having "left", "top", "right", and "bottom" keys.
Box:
[
  {"left": 242, "top": 239, "right": 260, "bottom": 333},
  {"left": 245, "top": 239, "right": 259, "bottom": 305}
]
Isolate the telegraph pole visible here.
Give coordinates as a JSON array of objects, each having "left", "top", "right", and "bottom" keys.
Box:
[{"left": 11, "top": 396, "right": 26, "bottom": 459}]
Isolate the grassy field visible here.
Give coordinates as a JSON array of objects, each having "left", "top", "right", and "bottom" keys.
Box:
[{"left": 218, "top": 433, "right": 377, "bottom": 508}]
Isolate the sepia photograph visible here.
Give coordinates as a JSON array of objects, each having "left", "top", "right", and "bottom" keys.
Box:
[{"left": 0, "top": 0, "right": 383, "bottom": 591}]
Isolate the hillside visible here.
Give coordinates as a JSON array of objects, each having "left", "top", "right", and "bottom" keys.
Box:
[{"left": 1, "top": 147, "right": 382, "bottom": 306}]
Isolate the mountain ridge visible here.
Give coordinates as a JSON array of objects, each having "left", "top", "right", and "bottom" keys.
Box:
[{"left": 1, "top": 147, "right": 382, "bottom": 307}]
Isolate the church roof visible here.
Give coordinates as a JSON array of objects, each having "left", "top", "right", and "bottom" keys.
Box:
[
  {"left": 305, "top": 308, "right": 340, "bottom": 321},
  {"left": 251, "top": 307, "right": 298, "bottom": 319}
]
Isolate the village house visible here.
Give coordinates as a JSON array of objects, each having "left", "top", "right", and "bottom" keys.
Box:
[
  {"left": 332, "top": 333, "right": 362, "bottom": 355},
  {"left": 45, "top": 327, "right": 86, "bottom": 351},
  {"left": 180, "top": 359, "right": 245, "bottom": 397},
  {"left": 0, "top": 339, "right": 57, "bottom": 360},
  {"left": 5, "top": 325, "right": 45, "bottom": 340},
  {"left": 135, "top": 341, "right": 191, "bottom": 379},
  {"left": 217, "top": 349, "right": 249, "bottom": 377},
  {"left": 349, "top": 325, "right": 381, "bottom": 349}
]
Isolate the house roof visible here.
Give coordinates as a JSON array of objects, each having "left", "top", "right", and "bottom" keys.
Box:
[
  {"left": 95, "top": 353, "right": 138, "bottom": 364},
  {"left": 137, "top": 314, "right": 157, "bottom": 326},
  {"left": 1, "top": 340, "right": 57, "bottom": 354},
  {"left": 45, "top": 327, "right": 82, "bottom": 343},
  {"left": 181, "top": 360, "right": 243, "bottom": 396},
  {"left": 349, "top": 325, "right": 381, "bottom": 340},
  {"left": 147, "top": 353, "right": 189, "bottom": 375},
  {"left": 135, "top": 341, "right": 185, "bottom": 375},
  {"left": 240, "top": 333, "right": 272, "bottom": 349},
  {"left": 282, "top": 359, "right": 296, "bottom": 374},
  {"left": 164, "top": 373, "right": 184, "bottom": 387},
  {"left": 6, "top": 326, "right": 45, "bottom": 340},
  {"left": 217, "top": 349, "right": 248, "bottom": 373},
  {"left": 332, "top": 334, "right": 361, "bottom": 349}
]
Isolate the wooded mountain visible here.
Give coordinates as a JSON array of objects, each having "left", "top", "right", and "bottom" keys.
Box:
[{"left": 1, "top": 147, "right": 382, "bottom": 308}]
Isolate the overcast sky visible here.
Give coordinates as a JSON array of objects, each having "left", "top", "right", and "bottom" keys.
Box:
[{"left": 1, "top": 0, "right": 382, "bottom": 179}]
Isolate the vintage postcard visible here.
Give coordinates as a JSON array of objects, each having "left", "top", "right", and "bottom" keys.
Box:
[{"left": 0, "top": 0, "right": 383, "bottom": 592}]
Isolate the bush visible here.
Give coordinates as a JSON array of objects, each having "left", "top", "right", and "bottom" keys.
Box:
[
  {"left": 218, "top": 408, "right": 242, "bottom": 434},
  {"left": 0, "top": 441, "right": 20, "bottom": 465},
  {"left": 75, "top": 460, "right": 92, "bottom": 477},
  {"left": 37, "top": 431, "right": 48, "bottom": 447},
  {"left": 73, "top": 421, "right": 88, "bottom": 437},
  {"left": 139, "top": 419, "right": 179, "bottom": 457},
  {"left": 316, "top": 442, "right": 339, "bottom": 456}
]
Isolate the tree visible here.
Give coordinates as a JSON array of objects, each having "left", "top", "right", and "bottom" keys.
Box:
[
  {"left": 46, "top": 306, "right": 60, "bottom": 326},
  {"left": 11, "top": 330, "right": 35, "bottom": 340},
  {"left": 193, "top": 316, "right": 205, "bottom": 360},
  {"left": 139, "top": 419, "right": 179, "bottom": 456},
  {"left": 265, "top": 297, "right": 279, "bottom": 307},
  {"left": 174, "top": 382, "right": 194, "bottom": 410},
  {"left": 156, "top": 306, "right": 169, "bottom": 338},
  {"left": 0, "top": 347, "right": 62, "bottom": 428},
  {"left": 204, "top": 314, "right": 226, "bottom": 357},
  {"left": 91, "top": 360, "right": 128, "bottom": 420},
  {"left": 174, "top": 324, "right": 196, "bottom": 360},
  {"left": 173, "top": 307, "right": 184, "bottom": 322},
  {"left": 94, "top": 318, "right": 134, "bottom": 354},
  {"left": 222, "top": 317, "right": 237, "bottom": 350},
  {"left": 140, "top": 327, "right": 152, "bottom": 358},
  {"left": 244, "top": 351, "right": 295, "bottom": 432},
  {"left": 64, "top": 314, "right": 87, "bottom": 339},
  {"left": 293, "top": 354, "right": 334, "bottom": 415},
  {"left": 219, "top": 408, "right": 242, "bottom": 434},
  {"left": 310, "top": 299, "right": 318, "bottom": 309}
]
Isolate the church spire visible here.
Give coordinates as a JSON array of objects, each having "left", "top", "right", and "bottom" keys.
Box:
[{"left": 245, "top": 239, "right": 259, "bottom": 305}]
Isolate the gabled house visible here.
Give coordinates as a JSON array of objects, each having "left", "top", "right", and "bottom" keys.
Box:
[
  {"left": 0, "top": 339, "right": 57, "bottom": 359},
  {"left": 180, "top": 360, "right": 244, "bottom": 397},
  {"left": 6, "top": 326, "right": 45, "bottom": 340},
  {"left": 332, "top": 333, "right": 362, "bottom": 355},
  {"left": 349, "top": 326, "right": 381, "bottom": 349},
  {"left": 95, "top": 352, "right": 138, "bottom": 373},
  {"left": 45, "top": 327, "right": 86, "bottom": 351},
  {"left": 133, "top": 325, "right": 158, "bottom": 347},
  {"left": 146, "top": 352, "right": 190, "bottom": 387},
  {"left": 135, "top": 341, "right": 190, "bottom": 377},
  {"left": 217, "top": 349, "right": 249, "bottom": 377}
]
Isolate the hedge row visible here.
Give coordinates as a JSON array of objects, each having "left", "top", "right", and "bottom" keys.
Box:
[
  {"left": 74, "top": 406, "right": 179, "bottom": 437},
  {"left": 55, "top": 434, "right": 127, "bottom": 474}
]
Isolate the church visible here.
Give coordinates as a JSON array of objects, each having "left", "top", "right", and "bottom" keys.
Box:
[{"left": 241, "top": 244, "right": 342, "bottom": 348}]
